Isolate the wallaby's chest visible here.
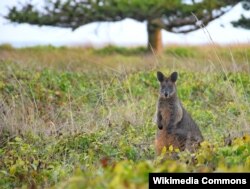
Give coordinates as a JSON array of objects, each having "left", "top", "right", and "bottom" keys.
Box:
[
  {"left": 158, "top": 103, "right": 171, "bottom": 122},
  {"left": 158, "top": 99, "right": 183, "bottom": 125}
]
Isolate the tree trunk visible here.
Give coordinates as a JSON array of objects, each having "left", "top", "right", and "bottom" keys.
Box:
[{"left": 147, "top": 22, "right": 163, "bottom": 54}]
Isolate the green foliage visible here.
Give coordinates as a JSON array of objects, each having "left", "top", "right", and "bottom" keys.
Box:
[
  {"left": 95, "top": 46, "right": 147, "bottom": 56},
  {"left": 232, "top": 1, "right": 250, "bottom": 29},
  {"left": 232, "top": 15, "right": 250, "bottom": 29},
  {"left": 0, "top": 45, "right": 250, "bottom": 188},
  {"left": 165, "top": 46, "right": 197, "bottom": 58},
  {"left": 0, "top": 44, "right": 13, "bottom": 50},
  {"left": 0, "top": 135, "right": 70, "bottom": 188},
  {"left": 6, "top": 0, "right": 239, "bottom": 34},
  {"left": 1, "top": 134, "right": 249, "bottom": 188}
]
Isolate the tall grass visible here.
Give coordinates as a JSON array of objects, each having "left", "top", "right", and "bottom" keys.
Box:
[{"left": 0, "top": 44, "right": 249, "bottom": 138}]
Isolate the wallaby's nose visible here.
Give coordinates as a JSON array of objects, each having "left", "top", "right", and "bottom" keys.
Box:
[{"left": 164, "top": 92, "right": 169, "bottom": 97}]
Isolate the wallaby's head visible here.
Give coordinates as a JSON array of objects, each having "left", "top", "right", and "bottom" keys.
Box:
[{"left": 157, "top": 71, "right": 178, "bottom": 99}]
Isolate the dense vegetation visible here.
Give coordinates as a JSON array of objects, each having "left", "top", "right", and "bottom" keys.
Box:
[
  {"left": 6, "top": 0, "right": 240, "bottom": 52},
  {"left": 0, "top": 44, "right": 250, "bottom": 188}
]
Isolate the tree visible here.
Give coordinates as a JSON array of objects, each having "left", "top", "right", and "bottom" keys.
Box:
[
  {"left": 232, "top": 0, "right": 250, "bottom": 29},
  {"left": 6, "top": 0, "right": 241, "bottom": 53}
]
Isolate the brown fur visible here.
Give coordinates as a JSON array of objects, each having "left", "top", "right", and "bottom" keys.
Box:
[{"left": 155, "top": 71, "right": 203, "bottom": 155}]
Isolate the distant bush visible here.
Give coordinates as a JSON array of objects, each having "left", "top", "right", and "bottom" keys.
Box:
[
  {"left": 165, "top": 46, "right": 198, "bottom": 58},
  {"left": 95, "top": 45, "right": 147, "bottom": 55},
  {"left": 20, "top": 45, "right": 68, "bottom": 52},
  {"left": 0, "top": 44, "right": 13, "bottom": 50}
]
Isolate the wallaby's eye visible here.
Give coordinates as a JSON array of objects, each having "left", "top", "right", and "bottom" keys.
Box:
[
  {"left": 170, "top": 72, "right": 178, "bottom": 82},
  {"left": 157, "top": 71, "right": 164, "bottom": 82}
]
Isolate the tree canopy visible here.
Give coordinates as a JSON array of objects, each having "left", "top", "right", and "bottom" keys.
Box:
[
  {"left": 232, "top": 0, "right": 250, "bottom": 29},
  {"left": 6, "top": 0, "right": 242, "bottom": 52}
]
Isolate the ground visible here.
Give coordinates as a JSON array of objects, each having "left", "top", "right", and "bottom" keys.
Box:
[{"left": 0, "top": 44, "right": 250, "bottom": 188}]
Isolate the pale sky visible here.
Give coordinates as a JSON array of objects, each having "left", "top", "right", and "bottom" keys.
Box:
[{"left": 0, "top": 0, "right": 250, "bottom": 47}]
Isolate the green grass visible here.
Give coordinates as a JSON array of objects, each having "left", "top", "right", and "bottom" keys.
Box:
[{"left": 0, "top": 45, "right": 250, "bottom": 188}]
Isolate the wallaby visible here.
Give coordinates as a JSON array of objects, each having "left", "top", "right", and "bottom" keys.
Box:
[{"left": 155, "top": 71, "right": 203, "bottom": 155}]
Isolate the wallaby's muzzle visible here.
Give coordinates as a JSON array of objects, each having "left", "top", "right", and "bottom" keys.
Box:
[
  {"left": 163, "top": 89, "right": 172, "bottom": 98},
  {"left": 164, "top": 91, "right": 170, "bottom": 98}
]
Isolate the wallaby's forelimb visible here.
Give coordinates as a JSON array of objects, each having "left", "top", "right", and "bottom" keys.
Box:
[{"left": 157, "top": 111, "right": 163, "bottom": 130}]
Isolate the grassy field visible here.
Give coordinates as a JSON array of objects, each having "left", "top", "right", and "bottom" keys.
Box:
[{"left": 0, "top": 44, "right": 250, "bottom": 188}]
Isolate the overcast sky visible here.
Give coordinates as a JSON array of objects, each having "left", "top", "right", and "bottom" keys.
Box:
[{"left": 1, "top": 1, "right": 250, "bottom": 47}]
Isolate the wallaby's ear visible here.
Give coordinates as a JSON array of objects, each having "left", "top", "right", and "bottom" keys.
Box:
[
  {"left": 170, "top": 72, "right": 178, "bottom": 82},
  {"left": 157, "top": 71, "right": 164, "bottom": 82}
]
